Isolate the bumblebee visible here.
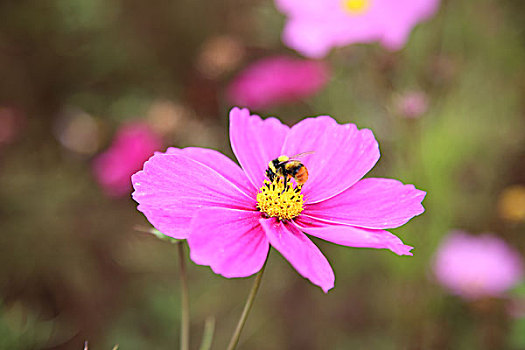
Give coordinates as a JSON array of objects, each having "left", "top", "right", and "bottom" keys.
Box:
[{"left": 266, "top": 152, "right": 313, "bottom": 188}]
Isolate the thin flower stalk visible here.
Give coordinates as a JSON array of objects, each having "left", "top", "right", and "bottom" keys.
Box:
[
  {"left": 178, "top": 242, "right": 190, "bottom": 350},
  {"left": 198, "top": 316, "right": 216, "bottom": 350},
  {"left": 226, "top": 255, "right": 268, "bottom": 350}
]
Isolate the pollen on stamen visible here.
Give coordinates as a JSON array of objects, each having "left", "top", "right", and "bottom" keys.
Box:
[
  {"left": 342, "top": 0, "right": 370, "bottom": 15},
  {"left": 256, "top": 179, "right": 304, "bottom": 221}
]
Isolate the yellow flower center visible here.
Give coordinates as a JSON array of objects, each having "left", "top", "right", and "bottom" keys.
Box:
[
  {"left": 256, "top": 179, "right": 304, "bottom": 221},
  {"left": 342, "top": 0, "right": 370, "bottom": 15}
]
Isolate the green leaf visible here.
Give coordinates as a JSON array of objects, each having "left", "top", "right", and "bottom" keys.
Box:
[{"left": 134, "top": 226, "right": 183, "bottom": 244}]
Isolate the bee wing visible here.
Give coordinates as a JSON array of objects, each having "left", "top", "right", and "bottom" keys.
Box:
[
  {"left": 274, "top": 152, "right": 315, "bottom": 166},
  {"left": 287, "top": 151, "right": 315, "bottom": 161}
]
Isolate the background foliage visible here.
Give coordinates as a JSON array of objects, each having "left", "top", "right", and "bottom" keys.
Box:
[{"left": 0, "top": 0, "right": 524, "bottom": 349}]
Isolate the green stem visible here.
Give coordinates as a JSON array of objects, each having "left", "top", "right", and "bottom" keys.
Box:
[
  {"left": 178, "top": 242, "right": 190, "bottom": 350},
  {"left": 226, "top": 256, "right": 269, "bottom": 350},
  {"left": 198, "top": 316, "right": 215, "bottom": 350}
]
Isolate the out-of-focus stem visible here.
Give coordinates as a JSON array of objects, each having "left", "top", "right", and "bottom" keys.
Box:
[
  {"left": 178, "top": 242, "right": 190, "bottom": 350},
  {"left": 198, "top": 316, "right": 216, "bottom": 350},
  {"left": 226, "top": 255, "right": 269, "bottom": 350}
]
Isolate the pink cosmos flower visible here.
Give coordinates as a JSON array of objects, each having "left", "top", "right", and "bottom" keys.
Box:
[
  {"left": 276, "top": 0, "right": 440, "bottom": 58},
  {"left": 132, "top": 107, "right": 425, "bottom": 292},
  {"left": 433, "top": 231, "right": 524, "bottom": 300},
  {"left": 226, "top": 56, "right": 329, "bottom": 109},
  {"left": 93, "top": 122, "right": 162, "bottom": 197}
]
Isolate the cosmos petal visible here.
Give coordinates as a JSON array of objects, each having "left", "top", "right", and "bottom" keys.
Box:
[
  {"left": 132, "top": 153, "right": 256, "bottom": 239},
  {"left": 303, "top": 178, "right": 426, "bottom": 229},
  {"left": 188, "top": 208, "right": 269, "bottom": 277},
  {"left": 379, "top": 0, "right": 439, "bottom": 50},
  {"left": 280, "top": 116, "right": 379, "bottom": 203},
  {"left": 294, "top": 217, "right": 414, "bottom": 256},
  {"left": 260, "top": 218, "right": 335, "bottom": 292},
  {"left": 275, "top": 0, "right": 338, "bottom": 16},
  {"left": 380, "top": 23, "right": 413, "bottom": 50},
  {"left": 282, "top": 18, "right": 337, "bottom": 59},
  {"left": 229, "top": 107, "right": 290, "bottom": 188},
  {"left": 164, "top": 147, "right": 256, "bottom": 196}
]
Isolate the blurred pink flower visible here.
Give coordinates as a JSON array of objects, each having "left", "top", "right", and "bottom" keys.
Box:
[
  {"left": 226, "top": 56, "right": 329, "bottom": 109},
  {"left": 132, "top": 107, "right": 425, "bottom": 292},
  {"left": 394, "top": 91, "right": 429, "bottom": 119},
  {"left": 276, "top": 0, "right": 440, "bottom": 58},
  {"left": 433, "top": 231, "right": 524, "bottom": 300},
  {"left": 93, "top": 122, "right": 162, "bottom": 197}
]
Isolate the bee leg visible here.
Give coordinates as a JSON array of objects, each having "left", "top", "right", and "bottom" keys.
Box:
[
  {"left": 266, "top": 169, "right": 274, "bottom": 182},
  {"left": 282, "top": 176, "right": 289, "bottom": 193}
]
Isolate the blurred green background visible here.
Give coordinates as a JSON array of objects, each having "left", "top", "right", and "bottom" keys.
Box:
[{"left": 1, "top": 0, "right": 525, "bottom": 349}]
